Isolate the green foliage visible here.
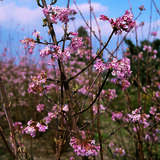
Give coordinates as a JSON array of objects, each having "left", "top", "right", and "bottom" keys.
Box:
[{"left": 78, "top": 26, "right": 88, "bottom": 38}]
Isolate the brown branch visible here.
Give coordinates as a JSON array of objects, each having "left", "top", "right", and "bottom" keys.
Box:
[
  {"left": 0, "top": 78, "right": 17, "bottom": 157},
  {"left": 73, "top": 69, "right": 111, "bottom": 116},
  {"left": 0, "top": 126, "right": 15, "bottom": 159},
  {"left": 152, "top": 0, "right": 160, "bottom": 16}
]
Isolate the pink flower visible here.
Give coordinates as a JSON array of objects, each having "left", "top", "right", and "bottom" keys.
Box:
[
  {"left": 42, "top": 6, "right": 76, "bottom": 24},
  {"left": 28, "top": 72, "right": 47, "bottom": 94},
  {"left": 151, "top": 31, "right": 157, "bottom": 37},
  {"left": 114, "top": 147, "right": 125, "bottom": 156},
  {"left": 24, "top": 120, "right": 36, "bottom": 137},
  {"left": 70, "top": 136, "right": 100, "bottom": 156},
  {"left": 63, "top": 104, "right": 69, "bottom": 112},
  {"left": 40, "top": 46, "right": 52, "bottom": 57},
  {"left": 70, "top": 37, "right": 83, "bottom": 51},
  {"left": 107, "top": 89, "right": 117, "bottom": 100},
  {"left": 69, "top": 32, "right": 78, "bottom": 36},
  {"left": 100, "top": 10, "right": 135, "bottom": 34},
  {"left": 94, "top": 59, "right": 106, "bottom": 72},
  {"left": 93, "top": 104, "right": 105, "bottom": 115},
  {"left": 149, "top": 106, "right": 157, "bottom": 115},
  {"left": 20, "top": 38, "right": 35, "bottom": 54},
  {"left": 143, "top": 45, "right": 152, "bottom": 52},
  {"left": 70, "top": 157, "right": 75, "bottom": 160},
  {"left": 155, "top": 91, "right": 160, "bottom": 98},
  {"left": 36, "top": 104, "right": 45, "bottom": 112},
  {"left": 32, "top": 30, "right": 40, "bottom": 39},
  {"left": 112, "top": 112, "right": 123, "bottom": 121},
  {"left": 100, "top": 15, "right": 109, "bottom": 21},
  {"left": 24, "top": 126, "right": 36, "bottom": 137},
  {"left": 36, "top": 123, "right": 48, "bottom": 132}
]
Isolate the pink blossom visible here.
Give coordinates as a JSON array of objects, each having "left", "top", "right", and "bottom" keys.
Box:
[
  {"left": 69, "top": 32, "right": 78, "bottom": 36},
  {"left": 100, "top": 10, "right": 135, "bottom": 34},
  {"left": 24, "top": 126, "right": 36, "bottom": 137},
  {"left": 36, "top": 123, "right": 48, "bottom": 132},
  {"left": 155, "top": 91, "right": 160, "bottom": 98},
  {"left": 36, "top": 104, "right": 45, "bottom": 112},
  {"left": 143, "top": 45, "right": 152, "bottom": 52},
  {"left": 149, "top": 106, "right": 157, "bottom": 115},
  {"left": 13, "top": 122, "right": 23, "bottom": 131},
  {"left": 151, "top": 31, "right": 157, "bottom": 36},
  {"left": 40, "top": 46, "right": 52, "bottom": 57},
  {"left": 42, "top": 6, "right": 76, "bottom": 24},
  {"left": 63, "top": 104, "right": 69, "bottom": 112},
  {"left": 70, "top": 37, "right": 83, "bottom": 51},
  {"left": 107, "top": 89, "right": 117, "bottom": 100},
  {"left": 93, "top": 104, "right": 105, "bottom": 115},
  {"left": 20, "top": 38, "right": 35, "bottom": 54},
  {"left": 100, "top": 15, "right": 109, "bottom": 21},
  {"left": 112, "top": 112, "right": 123, "bottom": 121},
  {"left": 24, "top": 120, "right": 36, "bottom": 137},
  {"left": 114, "top": 147, "right": 125, "bottom": 156},
  {"left": 70, "top": 157, "right": 75, "bottom": 160},
  {"left": 32, "top": 30, "right": 40, "bottom": 39},
  {"left": 70, "top": 136, "right": 100, "bottom": 157},
  {"left": 28, "top": 72, "right": 47, "bottom": 94},
  {"left": 94, "top": 59, "right": 106, "bottom": 72}
]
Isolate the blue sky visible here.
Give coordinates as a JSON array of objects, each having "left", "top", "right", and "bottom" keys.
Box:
[{"left": 0, "top": 0, "right": 159, "bottom": 59}]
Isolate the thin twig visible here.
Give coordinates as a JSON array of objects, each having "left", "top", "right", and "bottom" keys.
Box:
[
  {"left": 73, "top": 69, "right": 111, "bottom": 116},
  {"left": 0, "top": 78, "right": 17, "bottom": 157}
]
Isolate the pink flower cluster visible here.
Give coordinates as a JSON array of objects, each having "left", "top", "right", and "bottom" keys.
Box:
[
  {"left": 32, "top": 30, "right": 41, "bottom": 39},
  {"left": 93, "top": 104, "right": 105, "bottom": 115},
  {"left": 40, "top": 45, "right": 71, "bottom": 62},
  {"left": 20, "top": 38, "right": 35, "bottom": 54},
  {"left": 43, "top": 112, "right": 55, "bottom": 124},
  {"left": 109, "top": 142, "right": 125, "bottom": 157},
  {"left": 36, "top": 122, "right": 48, "bottom": 132},
  {"left": 114, "top": 147, "right": 126, "bottom": 156},
  {"left": 70, "top": 131, "right": 100, "bottom": 157},
  {"left": 111, "top": 58, "right": 131, "bottom": 79},
  {"left": 24, "top": 120, "right": 36, "bottom": 137},
  {"left": 145, "top": 129, "right": 160, "bottom": 142},
  {"left": 128, "top": 107, "right": 150, "bottom": 128},
  {"left": 36, "top": 104, "right": 45, "bottom": 112},
  {"left": 151, "top": 31, "right": 157, "bottom": 37},
  {"left": 109, "top": 57, "right": 131, "bottom": 90},
  {"left": 70, "top": 37, "right": 83, "bottom": 51},
  {"left": 13, "top": 122, "right": 23, "bottom": 132},
  {"left": 43, "top": 104, "right": 68, "bottom": 124},
  {"left": 107, "top": 89, "right": 117, "bottom": 100},
  {"left": 40, "top": 46, "right": 52, "bottom": 57},
  {"left": 155, "top": 91, "right": 160, "bottom": 98},
  {"left": 28, "top": 72, "right": 47, "bottom": 94},
  {"left": 100, "top": 10, "right": 135, "bottom": 34},
  {"left": 43, "top": 6, "right": 76, "bottom": 24},
  {"left": 143, "top": 45, "right": 158, "bottom": 59},
  {"left": 94, "top": 59, "right": 106, "bottom": 72},
  {"left": 24, "top": 120, "right": 48, "bottom": 137},
  {"left": 149, "top": 106, "right": 157, "bottom": 115},
  {"left": 112, "top": 112, "right": 123, "bottom": 121}
]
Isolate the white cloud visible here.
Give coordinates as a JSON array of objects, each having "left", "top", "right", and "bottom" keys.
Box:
[
  {"left": 0, "top": 2, "right": 42, "bottom": 27},
  {"left": 71, "top": 2, "right": 108, "bottom": 14}
]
